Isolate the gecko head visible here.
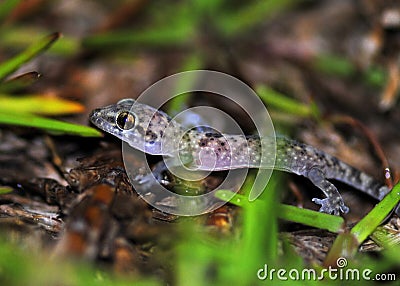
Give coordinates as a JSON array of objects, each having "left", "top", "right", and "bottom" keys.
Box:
[
  {"left": 90, "top": 98, "right": 175, "bottom": 155},
  {"left": 90, "top": 99, "right": 136, "bottom": 134}
]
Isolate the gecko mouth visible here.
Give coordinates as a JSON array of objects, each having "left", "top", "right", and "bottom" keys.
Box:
[{"left": 89, "top": 109, "right": 104, "bottom": 128}]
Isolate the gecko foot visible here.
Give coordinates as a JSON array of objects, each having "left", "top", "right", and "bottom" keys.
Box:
[
  {"left": 135, "top": 171, "right": 172, "bottom": 188},
  {"left": 135, "top": 173, "right": 154, "bottom": 185},
  {"left": 312, "top": 198, "right": 349, "bottom": 215},
  {"left": 133, "top": 160, "right": 174, "bottom": 187}
]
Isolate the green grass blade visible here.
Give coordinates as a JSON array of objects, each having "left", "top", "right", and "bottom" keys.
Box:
[
  {"left": 167, "top": 54, "right": 204, "bottom": 114},
  {"left": 364, "top": 66, "right": 386, "bottom": 86},
  {"left": 0, "top": 0, "right": 21, "bottom": 22},
  {"left": 326, "top": 183, "right": 400, "bottom": 262},
  {"left": 190, "top": 0, "right": 224, "bottom": 13},
  {"left": 350, "top": 183, "right": 400, "bottom": 244},
  {"left": 0, "top": 95, "right": 85, "bottom": 115},
  {"left": 0, "top": 27, "right": 79, "bottom": 56},
  {"left": 0, "top": 186, "right": 13, "bottom": 194},
  {"left": 0, "top": 72, "right": 41, "bottom": 93},
  {"left": 82, "top": 24, "right": 192, "bottom": 49},
  {"left": 256, "top": 85, "right": 320, "bottom": 118},
  {"left": 241, "top": 174, "right": 280, "bottom": 280},
  {"left": 215, "top": 190, "right": 344, "bottom": 233},
  {"left": 370, "top": 226, "right": 400, "bottom": 248},
  {"left": 0, "top": 237, "right": 160, "bottom": 286},
  {"left": 313, "top": 54, "right": 387, "bottom": 87},
  {"left": 279, "top": 204, "right": 344, "bottom": 233},
  {"left": 0, "top": 32, "right": 60, "bottom": 81},
  {"left": 313, "top": 54, "right": 355, "bottom": 78},
  {"left": 0, "top": 111, "right": 102, "bottom": 137},
  {"left": 217, "top": 0, "right": 298, "bottom": 36},
  {"left": 372, "top": 227, "right": 400, "bottom": 264}
]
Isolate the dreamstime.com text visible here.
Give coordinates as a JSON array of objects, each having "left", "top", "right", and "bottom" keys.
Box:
[{"left": 257, "top": 258, "right": 396, "bottom": 282}]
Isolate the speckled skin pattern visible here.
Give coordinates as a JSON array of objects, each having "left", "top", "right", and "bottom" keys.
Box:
[{"left": 90, "top": 99, "right": 390, "bottom": 215}]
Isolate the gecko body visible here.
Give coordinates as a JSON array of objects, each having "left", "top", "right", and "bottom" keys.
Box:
[{"left": 90, "top": 99, "right": 390, "bottom": 215}]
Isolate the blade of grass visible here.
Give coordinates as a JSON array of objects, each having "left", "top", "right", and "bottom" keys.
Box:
[
  {"left": 370, "top": 226, "right": 400, "bottom": 248},
  {"left": 213, "top": 174, "right": 281, "bottom": 285},
  {"left": 279, "top": 204, "right": 344, "bottom": 233},
  {"left": 256, "top": 85, "right": 320, "bottom": 119},
  {"left": 215, "top": 190, "right": 344, "bottom": 233},
  {"left": 82, "top": 24, "right": 192, "bottom": 49},
  {"left": 167, "top": 55, "right": 204, "bottom": 115},
  {"left": 0, "top": 0, "right": 21, "bottom": 22},
  {"left": 0, "top": 27, "right": 79, "bottom": 56},
  {"left": 326, "top": 183, "right": 400, "bottom": 263},
  {"left": 313, "top": 54, "right": 355, "bottom": 78},
  {"left": 0, "top": 237, "right": 160, "bottom": 286},
  {"left": 217, "top": 0, "right": 299, "bottom": 36},
  {"left": 191, "top": 0, "right": 224, "bottom": 13},
  {"left": 350, "top": 183, "right": 400, "bottom": 244},
  {"left": 241, "top": 174, "right": 280, "bottom": 282},
  {"left": 0, "top": 32, "right": 60, "bottom": 81},
  {"left": 0, "top": 95, "right": 85, "bottom": 115},
  {"left": 0, "top": 186, "right": 13, "bottom": 194},
  {"left": 176, "top": 223, "right": 224, "bottom": 286},
  {"left": 0, "top": 111, "right": 102, "bottom": 137},
  {"left": 368, "top": 226, "right": 400, "bottom": 270},
  {"left": 0, "top": 72, "right": 41, "bottom": 93},
  {"left": 364, "top": 66, "right": 386, "bottom": 86},
  {"left": 313, "top": 54, "right": 387, "bottom": 87}
]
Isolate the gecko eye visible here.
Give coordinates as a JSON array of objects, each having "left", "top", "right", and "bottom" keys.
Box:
[{"left": 116, "top": 111, "right": 136, "bottom": 130}]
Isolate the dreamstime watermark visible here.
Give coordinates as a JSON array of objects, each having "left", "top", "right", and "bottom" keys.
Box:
[
  {"left": 257, "top": 257, "right": 397, "bottom": 282},
  {"left": 121, "top": 70, "right": 276, "bottom": 215}
]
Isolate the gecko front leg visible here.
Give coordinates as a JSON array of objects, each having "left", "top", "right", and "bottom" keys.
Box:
[
  {"left": 307, "top": 166, "right": 349, "bottom": 215},
  {"left": 134, "top": 157, "right": 209, "bottom": 189},
  {"left": 133, "top": 160, "right": 174, "bottom": 189}
]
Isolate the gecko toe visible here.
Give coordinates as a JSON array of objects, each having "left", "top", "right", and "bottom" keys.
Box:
[
  {"left": 312, "top": 197, "right": 349, "bottom": 215},
  {"left": 340, "top": 204, "right": 349, "bottom": 214},
  {"left": 135, "top": 173, "right": 152, "bottom": 184}
]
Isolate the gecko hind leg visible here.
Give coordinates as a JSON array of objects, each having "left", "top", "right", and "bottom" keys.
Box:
[{"left": 307, "top": 166, "right": 349, "bottom": 215}]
